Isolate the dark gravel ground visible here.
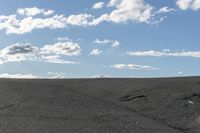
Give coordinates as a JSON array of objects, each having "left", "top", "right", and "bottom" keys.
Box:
[{"left": 0, "top": 77, "right": 200, "bottom": 133}]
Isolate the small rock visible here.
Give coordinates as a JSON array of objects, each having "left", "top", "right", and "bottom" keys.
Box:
[{"left": 188, "top": 100, "right": 194, "bottom": 104}]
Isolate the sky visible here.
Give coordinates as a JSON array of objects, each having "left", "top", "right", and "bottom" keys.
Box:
[{"left": 0, "top": 0, "right": 200, "bottom": 78}]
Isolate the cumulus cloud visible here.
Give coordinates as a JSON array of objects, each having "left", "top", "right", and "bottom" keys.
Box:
[
  {"left": 176, "top": 0, "right": 200, "bottom": 10},
  {"left": 106, "top": 0, "right": 154, "bottom": 23},
  {"left": 89, "top": 49, "right": 102, "bottom": 55},
  {"left": 66, "top": 14, "right": 94, "bottom": 26},
  {"left": 0, "top": 43, "right": 38, "bottom": 64},
  {"left": 94, "top": 39, "right": 120, "bottom": 47},
  {"left": 110, "top": 64, "right": 158, "bottom": 70},
  {"left": 92, "top": 2, "right": 105, "bottom": 9},
  {"left": 11, "top": 15, "right": 67, "bottom": 34},
  {"left": 0, "top": 6, "right": 71, "bottom": 34},
  {"left": 68, "top": 0, "right": 174, "bottom": 26},
  {"left": 3, "top": 43, "right": 38, "bottom": 55},
  {"left": 0, "top": 2, "right": 175, "bottom": 35},
  {"left": 40, "top": 41, "right": 81, "bottom": 56},
  {"left": 176, "top": 0, "right": 193, "bottom": 10},
  {"left": 82, "top": 0, "right": 156, "bottom": 25},
  {"left": 0, "top": 41, "right": 81, "bottom": 64},
  {"left": 17, "top": 7, "right": 55, "bottom": 16},
  {"left": 0, "top": 14, "right": 68, "bottom": 34},
  {"left": 192, "top": 0, "right": 200, "bottom": 10},
  {"left": 127, "top": 50, "right": 200, "bottom": 58},
  {"left": 0, "top": 7, "right": 74, "bottom": 34}
]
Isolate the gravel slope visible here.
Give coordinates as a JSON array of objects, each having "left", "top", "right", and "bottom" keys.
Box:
[{"left": 0, "top": 77, "right": 200, "bottom": 133}]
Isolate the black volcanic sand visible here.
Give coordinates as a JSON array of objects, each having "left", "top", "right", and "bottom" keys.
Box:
[{"left": 0, "top": 77, "right": 200, "bottom": 133}]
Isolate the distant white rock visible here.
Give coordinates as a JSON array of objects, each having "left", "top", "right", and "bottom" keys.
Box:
[{"left": 91, "top": 74, "right": 111, "bottom": 78}]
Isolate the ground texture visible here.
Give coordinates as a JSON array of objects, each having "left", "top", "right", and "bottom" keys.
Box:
[{"left": 0, "top": 77, "right": 200, "bottom": 133}]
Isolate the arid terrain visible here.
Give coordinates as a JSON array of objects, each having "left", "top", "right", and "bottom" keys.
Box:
[{"left": 0, "top": 77, "right": 200, "bottom": 133}]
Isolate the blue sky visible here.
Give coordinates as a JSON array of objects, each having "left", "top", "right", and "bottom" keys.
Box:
[{"left": 0, "top": 0, "right": 200, "bottom": 78}]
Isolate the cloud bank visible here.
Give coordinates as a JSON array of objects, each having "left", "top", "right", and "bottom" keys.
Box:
[
  {"left": 17, "top": 7, "right": 54, "bottom": 16},
  {"left": 111, "top": 64, "right": 158, "bottom": 70},
  {"left": 0, "top": 41, "right": 81, "bottom": 64},
  {"left": 127, "top": 50, "right": 200, "bottom": 58},
  {"left": 0, "top": 72, "right": 65, "bottom": 79},
  {"left": 0, "top": 0, "right": 175, "bottom": 34},
  {"left": 176, "top": 0, "right": 200, "bottom": 10}
]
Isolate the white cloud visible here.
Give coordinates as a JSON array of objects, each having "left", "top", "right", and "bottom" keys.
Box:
[
  {"left": 2, "top": 43, "right": 38, "bottom": 55},
  {"left": 41, "top": 55, "right": 78, "bottom": 64},
  {"left": 176, "top": 0, "right": 193, "bottom": 10},
  {"left": 94, "top": 39, "right": 120, "bottom": 47},
  {"left": 127, "top": 50, "right": 168, "bottom": 57},
  {"left": 43, "top": 10, "right": 55, "bottom": 16},
  {"left": 0, "top": 73, "right": 39, "bottom": 79},
  {"left": 0, "top": 14, "right": 68, "bottom": 34},
  {"left": 192, "top": 0, "right": 200, "bottom": 10},
  {"left": 157, "top": 7, "right": 175, "bottom": 13},
  {"left": 0, "top": 3, "right": 174, "bottom": 35},
  {"left": 111, "top": 64, "right": 158, "bottom": 70},
  {"left": 0, "top": 7, "right": 68, "bottom": 34},
  {"left": 66, "top": 14, "right": 94, "bottom": 26},
  {"left": 127, "top": 50, "right": 200, "bottom": 58},
  {"left": 0, "top": 43, "right": 38, "bottom": 64},
  {"left": 0, "top": 72, "right": 66, "bottom": 79},
  {"left": 0, "top": 41, "right": 81, "bottom": 64},
  {"left": 70, "top": 0, "right": 173, "bottom": 26},
  {"left": 112, "top": 41, "right": 120, "bottom": 47},
  {"left": 8, "top": 15, "right": 67, "bottom": 34},
  {"left": 89, "top": 49, "right": 102, "bottom": 55},
  {"left": 64, "top": 0, "right": 173, "bottom": 27},
  {"left": 47, "top": 72, "right": 65, "bottom": 78},
  {"left": 17, "top": 7, "right": 55, "bottom": 16},
  {"left": 40, "top": 41, "right": 81, "bottom": 56},
  {"left": 92, "top": 2, "right": 105, "bottom": 9},
  {"left": 176, "top": 0, "right": 200, "bottom": 10},
  {"left": 106, "top": 0, "right": 154, "bottom": 23},
  {"left": 178, "top": 71, "right": 183, "bottom": 74},
  {"left": 89, "top": 14, "right": 109, "bottom": 26},
  {"left": 162, "top": 49, "right": 171, "bottom": 52},
  {"left": 56, "top": 36, "right": 72, "bottom": 42},
  {"left": 0, "top": 15, "right": 18, "bottom": 32}
]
